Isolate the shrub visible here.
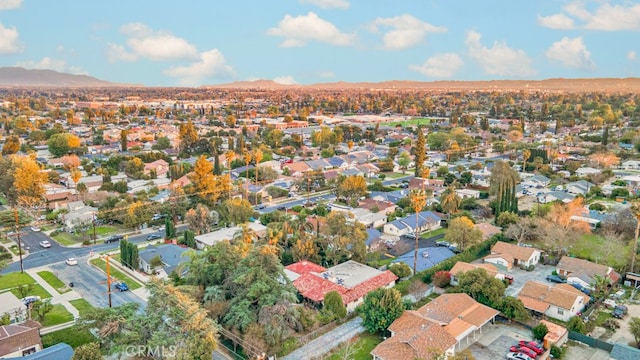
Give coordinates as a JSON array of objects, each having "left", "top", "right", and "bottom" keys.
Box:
[
  {"left": 82, "top": 240, "right": 91, "bottom": 246},
  {"left": 389, "top": 263, "right": 412, "bottom": 278},
  {"left": 567, "top": 316, "right": 586, "bottom": 334},
  {"left": 433, "top": 271, "right": 451, "bottom": 288},
  {"left": 533, "top": 323, "right": 548, "bottom": 341},
  {"left": 324, "top": 291, "right": 347, "bottom": 320},
  {"left": 394, "top": 280, "right": 410, "bottom": 296},
  {"left": 278, "top": 338, "right": 300, "bottom": 356},
  {"left": 550, "top": 345, "right": 563, "bottom": 359}
]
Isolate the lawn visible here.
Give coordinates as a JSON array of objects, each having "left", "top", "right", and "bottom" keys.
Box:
[
  {"left": 41, "top": 325, "right": 97, "bottom": 349},
  {"left": 8, "top": 284, "right": 52, "bottom": 299},
  {"left": 327, "top": 333, "right": 383, "bottom": 360},
  {"left": 52, "top": 231, "right": 83, "bottom": 246},
  {"left": 593, "top": 310, "right": 613, "bottom": 328},
  {"left": 90, "top": 258, "right": 142, "bottom": 291},
  {"left": 570, "top": 234, "right": 627, "bottom": 270},
  {"left": 384, "top": 172, "right": 411, "bottom": 179},
  {"left": 421, "top": 228, "right": 446, "bottom": 239},
  {"left": 69, "top": 298, "right": 95, "bottom": 317},
  {"left": 385, "top": 118, "right": 432, "bottom": 127},
  {"left": 0, "top": 272, "right": 52, "bottom": 299},
  {"left": 95, "top": 225, "right": 121, "bottom": 236},
  {"left": 37, "top": 271, "right": 71, "bottom": 294},
  {"left": 40, "top": 304, "right": 74, "bottom": 327}
]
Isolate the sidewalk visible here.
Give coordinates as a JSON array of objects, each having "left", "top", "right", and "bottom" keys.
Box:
[
  {"left": 27, "top": 268, "right": 80, "bottom": 318},
  {"left": 282, "top": 317, "right": 364, "bottom": 360}
]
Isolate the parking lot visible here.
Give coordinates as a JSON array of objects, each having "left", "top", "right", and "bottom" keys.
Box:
[{"left": 502, "top": 263, "right": 556, "bottom": 297}]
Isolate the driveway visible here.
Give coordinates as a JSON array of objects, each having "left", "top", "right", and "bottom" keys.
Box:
[
  {"left": 503, "top": 264, "right": 556, "bottom": 297},
  {"left": 48, "top": 256, "right": 147, "bottom": 310},
  {"left": 281, "top": 317, "right": 364, "bottom": 360}
]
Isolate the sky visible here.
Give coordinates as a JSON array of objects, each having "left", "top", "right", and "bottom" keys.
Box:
[{"left": 0, "top": 0, "right": 638, "bottom": 87}]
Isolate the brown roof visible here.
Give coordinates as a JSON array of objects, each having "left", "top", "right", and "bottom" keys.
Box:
[
  {"left": 284, "top": 161, "right": 311, "bottom": 174},
  {"left": 540, "top": 320, "right": 568, "bottom": 344},
  {"left": 490, "top": 241, "right": 540, "bottom": 261},
  {"left": 518, "top": 281, "right": 588, "bottom": 311},
  {"left": 372, "top": 318, "right": 456, "bottom": 360},
  {"left": 450, "top": 262, "right": 498, "bottom": 278},
  {"left": 0, "top": 320, "right": 42, "bottom": 357},
  {"left": 475, "top": 223, "right": 502, "bottom": 240},
  {"left": 556, "top": 256, "right": 610, "bottom": 278}
]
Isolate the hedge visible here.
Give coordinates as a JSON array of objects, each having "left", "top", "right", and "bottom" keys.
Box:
[{"left": 421, "top": 234, "right": 502, "bottom": 283}]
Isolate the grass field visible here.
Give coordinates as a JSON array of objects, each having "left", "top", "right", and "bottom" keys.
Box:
[
  {"left": 37, "top": 271, "right": 71, "bottom": 294},
  {"left": 327, "top": 333, "right": 383, "bottom": 360},
  {"left": 421, "top": 227, "right": 446, "bottom": 239},
  {"left": 384, "top": 118, "right": 432, "bottom": 127},
  {"left": 41, "top": 304, "right": 74, "bottom": 327},
  {"left": 51, "top": 232, "right": 83, "bottom": 246},
  {"left": 95, "top": 225, "right": 120, "bottom": 235},
  {"left": 0, "top": 272, "right": 52, "bottom": 299},
  {"left": 69, "top": 298, "right": 94, "bottom": 317},
  {"left": 570, "top": 234, "right": 627, "bottom": 270},
  {"left": 41, "top": 325, "right": 97, "bottom": 349},
  {"left": 90, "top": 258, "right": 142, "bottom": 290}
]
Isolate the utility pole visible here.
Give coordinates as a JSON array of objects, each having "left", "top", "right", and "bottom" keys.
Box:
[
  {"left": 106, "top": 256, "right": 112, "bottom": 308},
  {"left": 92, "top": 212, "right": 97, "bottom": 245},
  {"left": 14, "top": 208, "right": 24, "bottom": 273}
]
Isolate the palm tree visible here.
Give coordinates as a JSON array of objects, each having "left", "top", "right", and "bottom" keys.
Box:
[
  {"left": 409, "top": 189, "right": 427, "bottom": 274},
  {"left": 253, "top": 149, "right": 263, "bottom": 188},
  {"left": 440, "top": 186, "right": 461, "bottom": 215},
  {"left": 522, "top": 149, "right": 531, "bottom": 172},
  {"left": 242, "top": 150, "right": 252, "bottom": 200},
  {"left": 630, "top": 201, "right": 640, "bottom": 272},
  {"left": 225, "top": 150, "right": 236, "bottom": 170}
]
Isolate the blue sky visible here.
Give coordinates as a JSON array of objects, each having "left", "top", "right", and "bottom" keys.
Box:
[{"left": 0, "top": 0, "right": 638, "bottom": 86}]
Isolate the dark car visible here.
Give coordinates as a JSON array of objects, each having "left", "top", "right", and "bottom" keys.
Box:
[
  {"left": 448, "top": 245, "right": 461, "bottom": 253},
  {"left": 569, "top": 282, "right": 591, "bottom": 295},
  {"left": 104, "top": 234, "right": 124, "bottom": 244},
  {"left": 546, "top": 274, "right": 566, "bottom": 284},
  {"left": 277, "top": 206, "right": 287, "bottom": 212},
  {"left": 435, "top": 240, "right": 451, "bottom": 247},
  {"left": 254, "top": 204, "right": 266, "bottom": 210},
  {"left": 612, "top": 305, "right": 628, "bottom": 319},
  {"left": 114, "top": 282, "right": 129, "bottom": 292},
  {"left": 146, "top": 233, "right": 162, "bottom": 241}
]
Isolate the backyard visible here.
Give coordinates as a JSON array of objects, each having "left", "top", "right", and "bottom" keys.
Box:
[
  {"left": 40, "top": 304, "right": 74, "bottom": 327},
  {"left": 326, "top": 332, "right": 383, "bottom": 360},
  {"left": 569, "top": 234, "right": 628, "bottom": 270},
  {"left": 41, "top": 325, "right": 97, "bottom": 349}
]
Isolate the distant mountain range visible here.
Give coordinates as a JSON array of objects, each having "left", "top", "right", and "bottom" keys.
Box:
[
  {"left": 0, "top": 67, "right": 126, "bottom": 87},
  {"left": 210, "top": 78, "right": 640, "bottom": 92},
  {"left": 1, "top": 67, "right": 639, "bottom": 91}
]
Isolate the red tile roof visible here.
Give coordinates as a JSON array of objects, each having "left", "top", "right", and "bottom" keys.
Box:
[{"left": 286, "top": 260, "right": 327, "bottom": 275}]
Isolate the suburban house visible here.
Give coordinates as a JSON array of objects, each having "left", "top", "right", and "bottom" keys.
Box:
[
  {"left": 455, "top": 189, "right": 481, "bottom": 199},
  {"left": 621, "top": 160, "right": 640, "bottom": 170},
  {"left": 575, "top": 167, "right": 600, "bottom": 177},
  {"left": 518, "top": 281, "right": 589, "bottom": 322},
  {"left": 483, "top": 241, "right": 541, "bottom": 271},
  {"left": 556, "top": 256, "right": 620, "bottom": 290},
  {"left": 392, "top": 247, "right": 455, "bottom": 274},
  {"left": 358, "top": 199, "right": 397, "bottom": 215},
  {"left": 0, "top": 320, "right": 42, "bottom": 358},
  {"left": 566, "top": 180, "right": 595, "bottom": 195},
  {"left": 382, "top": 211, "right": 442, "bottom": 236},
  {"left": 285, "top": 260, "right": 397, "bottom": 313},
  {"left": 138, "top": 244, "right": 190, "bottom": 277},
  {"left": 371, "top": 293, "right": 499, "bottom": 360},
  {"left": 194, "top": 222, "right": 267, "bottom": 249},
  {"left": 449, "top": 261, "right": 505, "bottom": 286},
  {"left": 0, "top": 293, "right": 26, "bottom": 324},
  {"left": 61, "top": 201, "right": 98, "bottom": 232},
  {"left": 538, "top": 190, "right": 575, "bottom": 204},
  {"left": 474, "top": 223, "right": 502, "bottom": 240},
  {"left": 521, "top": 174, "right": 551, "bottom": 188},
  {"left": 143, "top": 159, "right": 169, "bottom": 177},
  {"left": 349, "top": 208, "right": 387, "bottom": 229}
]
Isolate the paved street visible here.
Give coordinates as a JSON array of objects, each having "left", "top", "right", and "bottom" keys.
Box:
[{"left": 281, "top": 317, "right": 364, "bottom": 360}]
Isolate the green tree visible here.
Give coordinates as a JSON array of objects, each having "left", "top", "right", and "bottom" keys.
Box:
[
  {"left": 181, "top": 230, "right": 196, "bottom": 248},
  {"left": 490, "top": 160, "right": 519, "bottom": 218},
  {"left": 496, "top": 297, "right": 529, "bottom": 321},
  {"left": 630, "top": 317, "right": 640, "bottom": 346},
  {"left": 533, "top": 322, "right": 548, "bottom": 341},
  {"left": 444, "top": 216, "right": 482, "bottom": 251},
  {"left": 185, "top": 203, "right": 214, "bottom": 235},
  {"left": 397, "top": 151, "right": 411, "bottom": 174},
  {"left": 120, "top": 129, "right": 128, "bottom": 152},
  {"left": 47, "top": 133, "right": 80, "bottom": 157},
  {"left": 165, "top": 217, "right": 175, "bottom": 239},
  {"left": 414, "top": 129, "right": 425, "bottom": 177},
  {"left": 361, "top": 288, "right": 404, "bottom": 334},
  {"left": 388, "top": 263, "right": 412, "bottom": 278},
  {"left": 567, "top": 316, "right": 587, "bottom": 334},
  {"left": 440, "top": 186, "right": 461, "bottom": 214},
  {"left": 219, "top": 198, "right": 254, "bottom": 225},
  {"left": 71, "top": 342, "right": 102, "bottom": 360},
  {"left": 453, "top": 268, "right": 505, "bottom": 307},
  {"left": 152, "top": 136, "right": 172, "bottom": 150},
  {"left": 324, "top": 291, "right": 347, "bottom": 320},
  {"left": 496, "top": 211, "right": 519, "bottom": 228},
  {"left": 31, "top": 299, "right": 53, "bottom": 322}
]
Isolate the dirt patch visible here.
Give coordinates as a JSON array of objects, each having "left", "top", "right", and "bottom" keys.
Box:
[{"left": 604, "top": 303, "right": 640, "bottom": 347}]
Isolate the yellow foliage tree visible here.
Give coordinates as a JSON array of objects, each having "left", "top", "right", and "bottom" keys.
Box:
[
  {"left": 66, "top": 134, "right": 81, "bottom": 148},
  {"left": 547, "top": 198, "right": 591, "bottom": 234},
  {"left": 13, "top": 155, "right": 48, "bottom": 210},
  {"left": 189, "top": 155, "right": 223, "bottom": 204},
  {"left": 337, "top": 175, "right": 368, "bottom": 206},
  {"left": 253, "top": 149, "right": 263, "bottom": 186},
  {"left": 588, "top": 152, "right": 620, "bottom": 169}
]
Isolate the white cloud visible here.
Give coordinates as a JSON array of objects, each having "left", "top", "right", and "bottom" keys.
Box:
[
  {"left": 537, "top": 14, "right": 575, "bottom": 29},
  {"left": 545, "top": 37, "right": 595, "bottom": 70},
  {"left": 299, "top": 0, "right": 349, "bottom": 9},
  {"left": 0, "top": 0, "right": 21, "bottom": 10},
  {"left": 15, "top": 57, "right": 87, "bottom": 74},
  {"left": 409, "top": 53, "right": 463, "bottom": 78},
  {"left": 465, "top": 30, "right": 535, "bottom": 77},
  {"left": 163, "top": 48, "right": 234, "bottom": 86},
  {"left": 628, "top": 51, "right": 637, "bottom": 60},
  {"left": 319, "top": 71, "right": 335, "bottom": 78},
  {"left": 267, "top": 12, "right": 355, "bottom": 47},
  {"left": 540, "top": 2, "right": 640, "bottom": 31},
  {"left": 273, "top": 76, "right": 297, "bottom": 85},
  {"left": 108, "top": 22, "right": 199, "bottom": 62},
  {"left": 0, "top": 23, "right": 21, "bottom": 54},
  {"left": 371, "top": 14, "right": 446, "bottom": 50}
]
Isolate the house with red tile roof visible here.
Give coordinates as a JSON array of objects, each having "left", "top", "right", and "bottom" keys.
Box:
[
  {"left": 285, "top": 260, "right": 397, "bottom": 313},
  {"left": 371, "top": 293, "right": 499, "bottom": 360},
  {"left": 518, "top": 281, "right": 589, "bottom": 322},
  {"left": 144, "top": 159, "right": 169, "bottom": 178},
  {"left": 282, "top": 161, "right": 311, "bottom": 177},
  {"left": 483, "top": 241, "right": 541, "bottom": 271}
]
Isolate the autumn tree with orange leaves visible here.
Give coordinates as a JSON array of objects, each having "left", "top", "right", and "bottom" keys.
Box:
[{"left": 589, "top": 152, "right": 620, "bottom": 168}]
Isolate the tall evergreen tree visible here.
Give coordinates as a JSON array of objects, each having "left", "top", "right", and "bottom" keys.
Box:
[
  {"left": 602, "top": 126, "right": 609, "bottom": 146},
  {"left": 414, "top": 128, "right": 426, "bottom": 177},
  {"left": 213, "top": 147, "right": 221, "bottom": 175},
  {"left": 555, "top": 118, "right": 562, "bottom": 134},
  {"left": 480, "top": 116, "right": 489, "bottom": 131},
  {"left": 490, "top": 160, "right": 519, "bottom": 218},
  {"left": 120, "top": 129, "right": 128, "bottom": 152}
]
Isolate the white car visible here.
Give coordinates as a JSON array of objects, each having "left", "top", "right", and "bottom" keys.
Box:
[
  {"left": 30, "top": 226, "right": 41, "bottom": 232},
  {"left": 39, "top": 240, "right": 51, "bottom": 248},
  {"left": 21, "top": 296, "right": 41, "bottom": 305},
  {"left": 506, "top": 352, "right": 533, "bottom": 360},
  {"left": 65, "top": 258, "right": 78, "bottom": 266}
]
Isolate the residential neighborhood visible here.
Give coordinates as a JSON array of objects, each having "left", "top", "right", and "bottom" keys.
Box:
[{"left": 0, "top": 82, "right": 640, "bottom": 360}]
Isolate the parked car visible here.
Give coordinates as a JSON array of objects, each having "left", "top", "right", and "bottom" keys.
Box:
[
  {"left": 39, "top": 240, "right": 51, "bottom": 248},
  {"left": 448, "top": 245, "right": 461, "bottom": 254},
  {"left": 603, "top": 299, "right": 617, "bottom": 308},
  {"left": 30, "top": 226, "right": 41, "bottom": 232},
  {"left": 518, "top": 340, "right": 544, "bottom": 355},
  {"left": 612, "top": 289, "right": 626, "bottom": 299},
  {"left": 545, "top": 274, "right": 566, "bottom": 283},
  {"left": 277, "top": 206, "right": 287, "bottom": 211},
  {"left": 509, "top": 346, "right": 537, "bottom": 359},
  {"left": 104, "top": 234, "right": 124, "bottom": 244},
  {"left": 506, "top": 352, "right": 533, "bottom": 360},
  {"left": 569, "top": 282, "right": 591, "bottom": 295},
  {"left": 146, "top": 233, "right": 162, "bottom": 241},
  {"left": 612, "top": 305, "right": 628, "bottom": 319},
  {"left": 435, "top": 240, "right": 451, "bottom": 247},
  {"left": 21, "top": 296, "right": 41, "bottom": 306},
  {"left": 65, "top": 258, "right": 78, "bottom": 266},
  {"left": 114, "top": 282, "right": 129, "bottom": 292},
  {"left": 504, "top": 275, "right": 515, "bottom": 285},
  {"left": 254, "top": 204, "right": 266, "bottom": 210}
]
